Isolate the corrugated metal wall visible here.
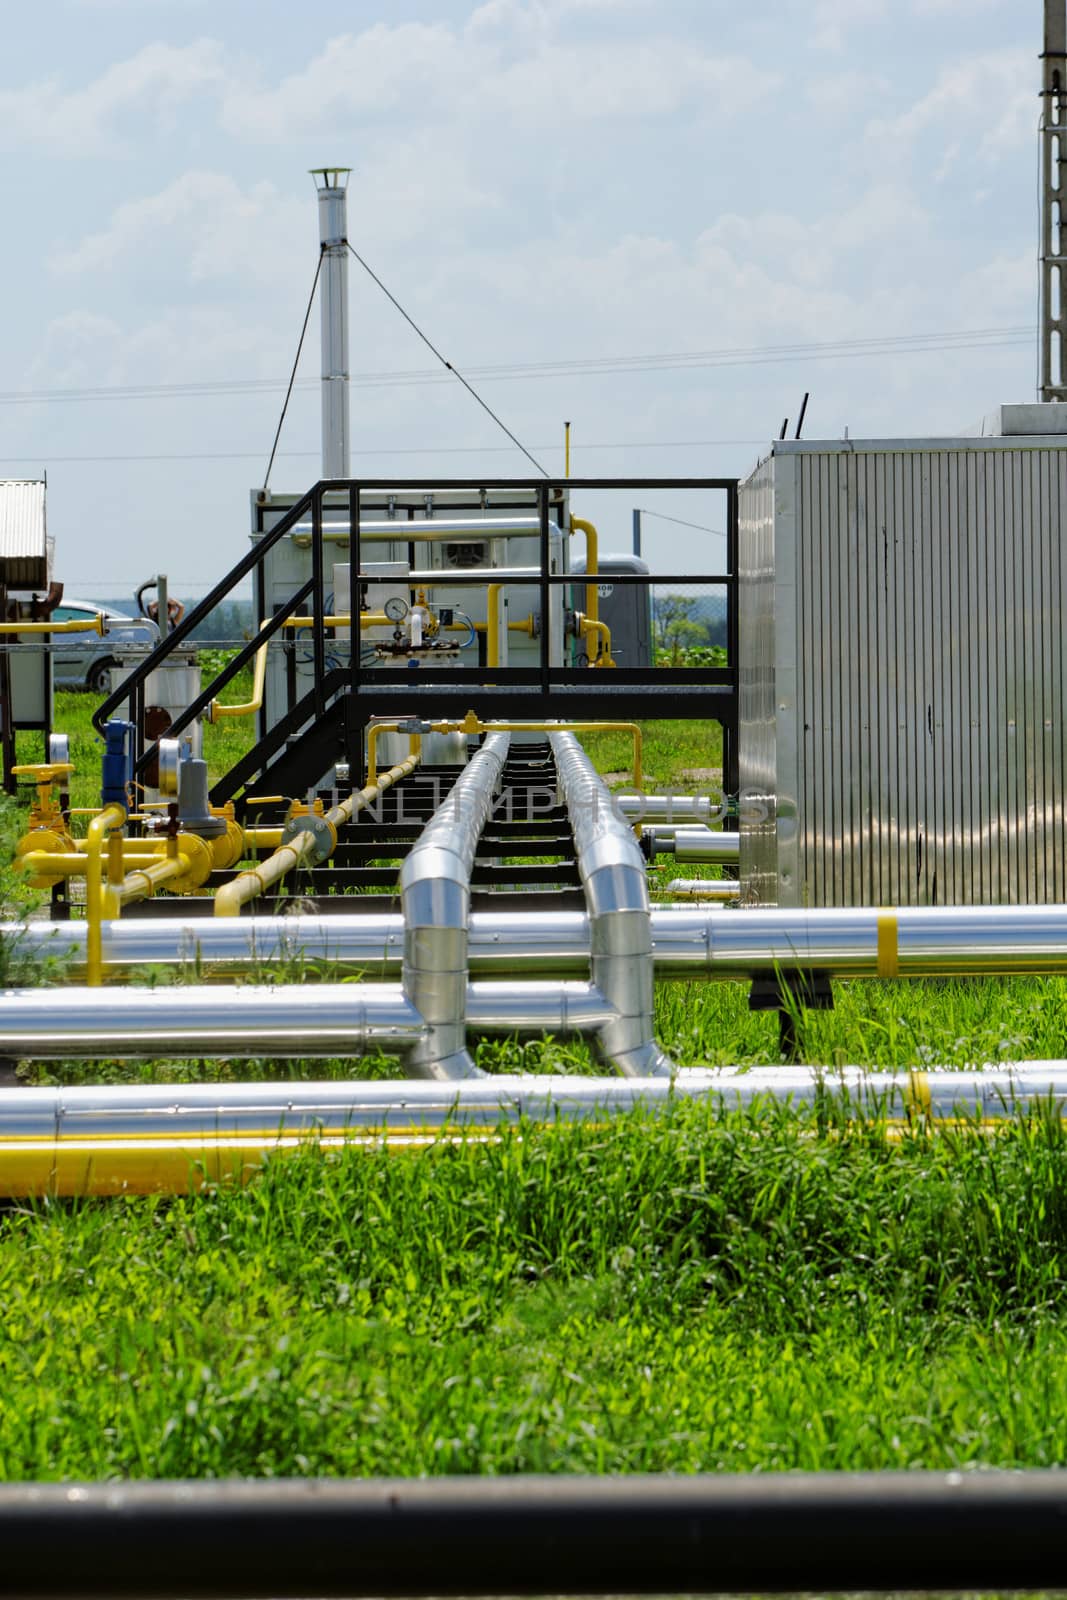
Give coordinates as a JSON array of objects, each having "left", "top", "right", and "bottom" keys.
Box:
[
  {"left": 737, "top": 455, "right": 779, "bottom": 905},
  {"left": 740, "top": 441, "right": 1067, "bottom": 907},
  {"left": 0, "top": 480, "right": 48, "bottom": 590}
]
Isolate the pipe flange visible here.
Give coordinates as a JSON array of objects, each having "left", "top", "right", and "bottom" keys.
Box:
[
  {"left": 15, "top": 829, "right": 70, "bottom": 889},
  {"left": 282, "top": 813, "right": 337, "bottom": 866},
  {"left": 167, "top": 833, "right": 215, "bottom": 895},
  {"left": 211, "top": 818, "right": 246, "bottom": 872},
  {"left": 157, "top": 739, "right": 181, "bottom": 799}
]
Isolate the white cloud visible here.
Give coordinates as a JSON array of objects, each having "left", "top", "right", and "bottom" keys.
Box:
[
  {"left": 30, "top": 303, "right": 295, "bottom": 393},
  {"left": 219, "top": 25, "right": 466, "bottom": 139},
  {"left": 867, "top": 49, "right": 1033, "bottom": 167},
  {"left": 805, "top": 70, "right": 893, "bottom": 119},
  {"left": 219, "top": 19, "right": 768, "bottom": 141},
  {"left": 0, "top": 39, "right": 223, "bottom": 154},
  {"left": 50, "top": 172, "right": 303, "bottom": 283},
  {"left": 471, "top": 0, "right": 650, "bottom": 19},
  {"left": 811, "top": 0, "right": 887, "bottom": 52},
  {"left": 910, "top": 0, "right": 1006, "bottom": 13}
]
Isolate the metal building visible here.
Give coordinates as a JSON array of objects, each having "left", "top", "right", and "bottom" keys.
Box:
[{"left": 738, "top": 406, "right": 1067, "bottom": 907}]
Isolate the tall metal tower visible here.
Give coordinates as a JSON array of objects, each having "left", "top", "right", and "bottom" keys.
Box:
[
  {"left": 1041, "top": 1, "right": 1067, "bottom": 400},
  {"left": 311, "top": 167, "right": 351, "bottom": 479}
]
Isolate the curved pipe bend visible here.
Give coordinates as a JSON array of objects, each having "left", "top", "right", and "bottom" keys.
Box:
[
  {"left": 401, "top": 730, "right": 511, "bottom": 1079},
  {"left": 550, "top": 731, "right": 674, "bottom": 1078}
]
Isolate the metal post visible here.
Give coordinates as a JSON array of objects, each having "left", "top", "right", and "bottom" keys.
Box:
[
  {"left": 312, "top": 167, "right": 351, "bottom": 478},
  {"left": 632, "top": 508, "right": 641, "bottom": 556},
  {"left": 1041, "top": 1, "right": 1067, "bottom": 400},
  {"left": 311, "top": 487, "right": 326, "bottom": 720},
  {"left": 0, "top": 584, "right": 14, "bottom": 794},
  {"left": 348, "top": 481, "right": 361, "bottom": 743},
  {"left": 157, "top": 574, "right": 169, "bottom": 641},
  {"left": 723, "top": 480, "right": 740, "bottom": 824},
  {"left": 538, "top": 483, "right": 550, "bottom": 695}
]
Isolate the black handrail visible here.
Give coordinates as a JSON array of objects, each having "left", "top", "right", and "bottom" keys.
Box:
[
  {"left": 133, "top": 577, "right": 314, "bottom": 783},
  {"left": 92, "top": 482, "right": 322, "bottom": 737}
]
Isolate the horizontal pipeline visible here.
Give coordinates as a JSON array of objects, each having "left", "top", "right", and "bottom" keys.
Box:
[
  {"left": 8, "top": 1063, "right": 1067, "bottom": 1131},
  {"left": 18, "top": 903, "right": 1067, "bottom": 979},
  {"left": 663, "top": 880, "right": 740, "bottom": 900},
  {"left": 1, "top": 1066, "right": 1065, "bottom": 1198},
  {"left": 290, "top": 516, "right": 541, "bottom": 544},
  {"left": 649, "top": 827, "right": 740, "bottom": 863},
  {"left": 2, "top": 1470, "right": 1067, "bottom": 1598},
  {"left": 4, "top": 1470, "right": 1067, "bottom": 1598},
  {"left": 616, "top": 793, "right": 721, "bottom": 823},
  {"left": 0, "top": 980, "right": 613, "bottom": 1060}
]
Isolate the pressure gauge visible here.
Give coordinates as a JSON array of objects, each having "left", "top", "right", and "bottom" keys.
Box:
[{"left": 384, "top": 596, "right": 408, "bottom": 623}]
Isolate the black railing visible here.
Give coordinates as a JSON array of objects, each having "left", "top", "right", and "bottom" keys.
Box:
[
  {"left": 93, "top": 483, "right": 326, "bottom": 784},
  {"left": 97, "top": 475, "right": 740, "bottom": 803}
]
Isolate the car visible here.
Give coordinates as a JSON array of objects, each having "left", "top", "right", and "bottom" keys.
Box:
[{"left": 50, "top": 601, "right": 160, "bottom": 694}]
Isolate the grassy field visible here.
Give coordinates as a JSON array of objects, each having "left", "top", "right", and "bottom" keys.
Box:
[
  {"left": 3, "top": 686, "right": 1067, "bottom": 1483},
  {"left": 3, "top": 1102, "right": 1067, "bottom": 1478}
]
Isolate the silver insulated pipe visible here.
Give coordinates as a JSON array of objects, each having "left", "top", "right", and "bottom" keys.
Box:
[
  {"left": 551, "top": 731, "right": 674, "bottom": 1077},
  {"left": 401, "top": 730, "right": 511, "bottom": 1080},
  {"left": 24, "top": 903, "right": 1067, "bottom": 981},
  {"left": 313, "top": 167, "right": 350, "bottom": 479}
]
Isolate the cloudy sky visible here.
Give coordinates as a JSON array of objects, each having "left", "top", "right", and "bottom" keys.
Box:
[{"left": 0, "top": 0, "right": 1041, "bottom": 594}]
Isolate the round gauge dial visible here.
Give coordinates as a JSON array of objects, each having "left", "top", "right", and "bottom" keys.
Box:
[{"left": 384, "top": 596, "right": 409, "bottom": 623}]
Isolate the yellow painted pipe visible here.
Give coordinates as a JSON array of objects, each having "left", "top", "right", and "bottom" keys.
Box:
[
  {"left": 207, "top": 619, "right": 271, "bottom": 723},
  {"left": 325, "top": 749, "right": 420, "bottom": 830},
  {"left": 487, "top": 583, "right": 503, "bottom": 671},
  {"left": 570, "top": 516, "right": 600, "bottom": 628},
  {"left": 0, "top": 1131, "right": 456, "bottom": 1198},
  {"left": 85, "top": 804, "right": 127, "bottom": 987},
  {"left": 116, "top": 833, "right": 214, "bottom": 907},
  {"left": 20, "top": 850, "right": 168, "bottom": 878},
  {"left": 579, "top": 615, "right": 615, "bottom": 668},
  {"left": 24, "top": 821, "right": 252, "bottom": 882},
  {"left": 284, "top": 612, "right": 385, "bottom": 630},
  {"left": 117, "top": 852, "right": 187, "bottom": 907},
  {"left": 214, "top": 750, "right": 421, "bottom": 916},
  {"left": 242, "top": 827, "right": 285, "bottom": 850},
  {"left": 214, "top": 825, "right": 324, "bottom": 917},
  {"left": 0, "top": 615, "right": 105, "bottom": 636},
  {"left": 485, "top": 589, "right": 544, "bottom": 671},
  {"left": 662, "top": 885, "right": 740, "bottom": 902}
]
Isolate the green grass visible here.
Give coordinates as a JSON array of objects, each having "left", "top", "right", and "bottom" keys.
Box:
[
  {"left": 6, "top": 693, "right": 1067, "bottom": 1485},
  {"left": 581, "top": 717, "right": 722, "bottom": 791},
  {"left": 3, "top": 1100, "right": 1067, "bottom": 1477}
]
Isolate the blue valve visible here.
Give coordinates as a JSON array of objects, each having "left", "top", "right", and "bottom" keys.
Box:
[{"left": 101, "top": 720, "right": 134, "bottom": 810}]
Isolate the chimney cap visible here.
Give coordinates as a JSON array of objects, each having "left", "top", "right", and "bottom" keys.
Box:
[{"left": 309, "top": 167, "right": 351, "bottom": 190}]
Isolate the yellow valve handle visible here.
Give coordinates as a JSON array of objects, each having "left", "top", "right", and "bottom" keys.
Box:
[{"left": 11, "top": 763, "right": 73, "bottom": 781}]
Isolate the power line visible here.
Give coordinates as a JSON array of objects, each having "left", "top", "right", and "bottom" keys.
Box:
[
  {"left": 262, "top": 247, "right": 322, "bottom": 491},
  {"left": 637, "top": 509, "right": 726, "bottom": 538},
  {"left": 0, "top": 438, "right": 771, "bottom": 465},
  {"left": 0, "top": 325, "right": 1034, "bottom": 409},
  {"left": 345, "top": 240, "right": 548, "bottom": 476}
]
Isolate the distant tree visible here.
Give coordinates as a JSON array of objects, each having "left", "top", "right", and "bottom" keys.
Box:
[
  {"left": 186, "top": 600, "right": 253, "bottom": 642},
  {"left": 653, "top": 593, "right": 709, "bottom": 664}
]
